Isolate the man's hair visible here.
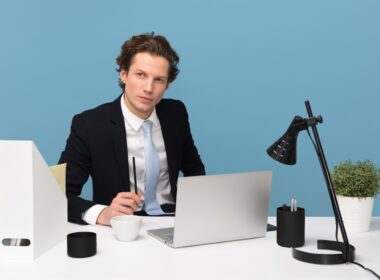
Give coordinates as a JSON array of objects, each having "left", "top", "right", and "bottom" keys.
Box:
[{"left": 116, "top": 32, "right": 180, "bottom": 90}]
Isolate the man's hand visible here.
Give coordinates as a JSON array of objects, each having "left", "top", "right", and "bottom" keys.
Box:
[{"left": 96, "top": 192, "right": 142, "bottom": 226}]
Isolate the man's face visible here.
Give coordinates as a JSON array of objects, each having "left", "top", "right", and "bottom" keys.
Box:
[{"left": 120, "top": 52, "right": 170, "bottom": 119}]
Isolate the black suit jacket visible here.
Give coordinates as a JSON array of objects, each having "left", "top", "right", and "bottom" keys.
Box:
[{"left": 59, "top": 95, "right": 205, "bottom": 224}]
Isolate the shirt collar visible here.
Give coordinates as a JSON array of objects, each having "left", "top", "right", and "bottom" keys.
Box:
[{"left": 120, "top": 94, "right": 160, "bottom": 132}]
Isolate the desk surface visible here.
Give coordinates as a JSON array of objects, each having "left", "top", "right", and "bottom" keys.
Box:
[{"left": 1, "top": 217, "right": 379, "bottom": 280}]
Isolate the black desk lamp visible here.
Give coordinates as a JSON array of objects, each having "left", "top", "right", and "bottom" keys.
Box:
[{"left": 267, "top": 100, "right": 355, "bottom": 265}]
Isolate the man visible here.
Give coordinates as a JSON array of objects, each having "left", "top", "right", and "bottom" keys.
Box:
[{"left": 59, "top": 33, "right": 205, "bottom": 225}]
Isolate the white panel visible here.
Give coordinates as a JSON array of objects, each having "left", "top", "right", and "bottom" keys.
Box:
[
  {"left": 32, "top": 143, "right": 67, "bottom": 259},
  {"left": 0, "top": 141, "right": 34, "bottom": 259}
]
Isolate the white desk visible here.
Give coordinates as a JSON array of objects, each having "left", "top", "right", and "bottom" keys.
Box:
[{"left": 1, "top": 217, "right": 379, "bottom": 280}]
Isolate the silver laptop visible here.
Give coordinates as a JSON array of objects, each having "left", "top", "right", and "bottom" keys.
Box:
[{"left": 147, "top": 171, "right": 272, "bottom": 248}]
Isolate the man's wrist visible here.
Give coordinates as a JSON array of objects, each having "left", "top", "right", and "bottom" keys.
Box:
[
  {"left": 82, "top": 204, "right": 108, "bottom": 225},
  {"left": 96, "top": 206, "right": 111, "bottom": 226}
]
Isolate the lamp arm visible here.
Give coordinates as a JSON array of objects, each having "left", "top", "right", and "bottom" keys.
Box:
[{"left": 304, "top": 101, "right": 351, "bottom": 261}]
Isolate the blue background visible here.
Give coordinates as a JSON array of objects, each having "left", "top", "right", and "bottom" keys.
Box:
[{"left": 1, "top": 0, "right": 379, "bottom": 216}]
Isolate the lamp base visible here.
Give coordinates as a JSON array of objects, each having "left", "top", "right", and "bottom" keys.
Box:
[{"left": 292, "top": 240, "right": 355, "bottom": 265}]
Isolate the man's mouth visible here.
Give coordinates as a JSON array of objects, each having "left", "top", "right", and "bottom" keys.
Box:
[{"left": 138, "top": 96, "right": 153, "bottom": 103}]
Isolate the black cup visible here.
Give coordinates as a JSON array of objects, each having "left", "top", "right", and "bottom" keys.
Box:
[
  {"left": 277, "top": 206, "right": 305, "bottom": 248},
  {"left": 67, "top": 232, "right": 97, "bottom": 258}
]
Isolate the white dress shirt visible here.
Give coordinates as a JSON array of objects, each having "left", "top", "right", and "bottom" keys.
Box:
[{"left": 82, "top": 95, "right": 174, "bottom": 225}]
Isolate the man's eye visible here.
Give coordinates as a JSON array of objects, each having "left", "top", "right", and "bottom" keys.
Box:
[
  {"left": 136, "top": 72, "right": 144, "bottom": 78},
  {"left": 156, "top": 78, "right": 166, "bottom": 84}
]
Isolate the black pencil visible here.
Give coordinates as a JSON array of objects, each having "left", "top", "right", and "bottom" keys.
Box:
[{"left": 132, "top": 157, "right": 138, "bottom": 194}]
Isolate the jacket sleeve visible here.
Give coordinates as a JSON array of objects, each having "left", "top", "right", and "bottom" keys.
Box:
[
  {"left": 180, "top": 103, "right": 206, "bottom": 177},
  {"left": 58, "top": 114, "right": 97, "bottom": 224}
]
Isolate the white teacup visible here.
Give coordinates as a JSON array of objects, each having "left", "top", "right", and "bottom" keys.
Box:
[{"left": 110, "top": 215, "right": 142, "bottom": 241}]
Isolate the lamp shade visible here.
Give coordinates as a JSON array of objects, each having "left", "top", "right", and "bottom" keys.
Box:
[{"left": 266, "top": 116, "right": 306, "bottom": 165}]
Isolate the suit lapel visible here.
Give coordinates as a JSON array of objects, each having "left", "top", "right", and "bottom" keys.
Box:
[{"left": 109, "top": 95, "right": 130, "bottom": 190}]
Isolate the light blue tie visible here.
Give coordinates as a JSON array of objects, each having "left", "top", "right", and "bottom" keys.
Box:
[{"left": 142, "top": 121, "right": 164, "bottom": 215}]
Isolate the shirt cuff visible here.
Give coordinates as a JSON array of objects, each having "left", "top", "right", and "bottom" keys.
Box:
[{"left": 82, "top": 204, "right": 107, "bottom": 225}]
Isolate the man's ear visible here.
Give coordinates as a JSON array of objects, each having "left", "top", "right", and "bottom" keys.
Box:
[{"left": 119, "top": 69, "right": 128, "bottom": 81}]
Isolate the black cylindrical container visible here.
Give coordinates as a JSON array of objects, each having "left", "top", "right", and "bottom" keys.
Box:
[
  {"left": 67, "top": 232, "right": 97, "bottom": 258},
  {"left": 277, "top": 206, "right": 305, "bottom": 248}
]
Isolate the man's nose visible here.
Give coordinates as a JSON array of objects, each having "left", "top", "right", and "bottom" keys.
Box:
[{"left": 143, "top": 79, "right": 154, "bottom": 93}]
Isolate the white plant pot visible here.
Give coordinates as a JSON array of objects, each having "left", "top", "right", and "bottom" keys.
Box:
[{"left": 336, "top": 195, "right": 374, "bottom": 233}]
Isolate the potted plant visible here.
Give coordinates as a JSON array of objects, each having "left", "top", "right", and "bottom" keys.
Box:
[{"left": 331, "top": 160, "right": 380, "bottom": 232}]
